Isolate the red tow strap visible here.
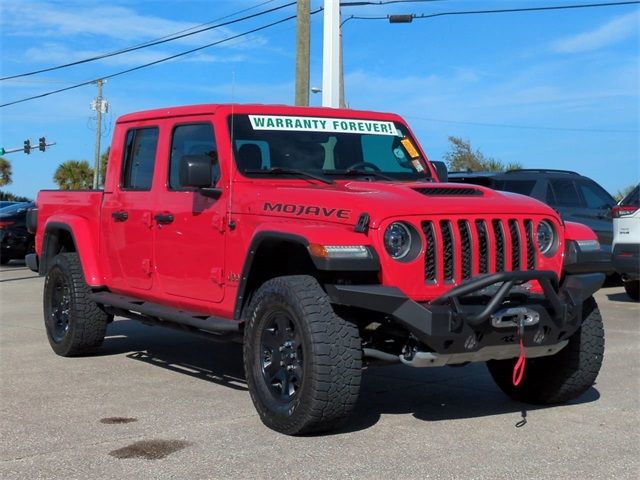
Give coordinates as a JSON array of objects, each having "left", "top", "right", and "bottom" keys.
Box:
[{"left": 512, "top": 330, "right": 526, "bottom": 386}]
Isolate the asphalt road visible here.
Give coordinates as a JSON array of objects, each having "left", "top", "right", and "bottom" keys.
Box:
[{"left": 1, "top": 262, "right": 638, "bottom": 480}]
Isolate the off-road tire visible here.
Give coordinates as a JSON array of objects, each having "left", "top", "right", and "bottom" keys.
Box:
[
  {"left": 243, "top": 275, "right": 362, "bottom": 435},
  {"left": 486, "top": 296, "right": 604, "bottom": 404},
  {"left": 43, "top": 253, "right": 109, "bottom": 356},
  {"left": 624, "top": 280, "right": 640, "bottom": 301}
]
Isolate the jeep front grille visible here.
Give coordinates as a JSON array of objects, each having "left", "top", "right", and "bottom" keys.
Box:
[{"left": 421, "top": 218, "right": 537, "bottom": 284}]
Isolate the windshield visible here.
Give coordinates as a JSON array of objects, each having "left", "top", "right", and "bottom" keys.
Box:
[{"left": 229, "top": 114, "right": 432, "bottom": 181}]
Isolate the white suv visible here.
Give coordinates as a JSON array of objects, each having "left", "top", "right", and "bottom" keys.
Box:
[{"left": 613, "top": 184, "right": 640, "bottom": 300}]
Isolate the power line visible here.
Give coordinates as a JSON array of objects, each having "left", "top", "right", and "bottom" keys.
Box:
[
  {"left": 344, "top": 1, "right": 640, "bottom": 22},
  {"left": 0, "top": 1, "right": 295, "bottom": 82},
  {"left": 341, "top": 0, "right": 446, "bottom": 5},
  {"left": 405, "top": 115, "right": 640, "bottom": 133},
  {"left": 124, "top": 0, "right": 279, "bottom": 47},
  {"left": 0, "top": 10, "right": 323, "bottom": 109}
]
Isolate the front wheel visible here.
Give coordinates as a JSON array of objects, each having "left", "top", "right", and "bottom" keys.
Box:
[
  {"left": 243, "top": 275, "right": 362, "bottom": 435},
  {"left": 487, "top": 296, "right": 604, "bottom": 404},
  {"left": 43, "top": 253, "right": 109, "bottom": 356}
]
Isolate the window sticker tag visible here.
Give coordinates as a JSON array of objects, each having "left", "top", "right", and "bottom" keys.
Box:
[
  {"left": 412, "top": 159, "right": 425, "bottom": 172},
  {"left": 393, "top": 146, "right": 406, "bottom": 160},
  {"left": 401, "top": 138, "right": 420, "bottom": 159}
]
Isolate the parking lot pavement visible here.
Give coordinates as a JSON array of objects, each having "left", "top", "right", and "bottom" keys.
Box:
[{"left": 1, "top": 262, "right": 638, "bottom": 480}]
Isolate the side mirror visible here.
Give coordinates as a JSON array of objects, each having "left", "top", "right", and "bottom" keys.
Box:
[
  {"left": 431, "top": 161, "right": 448, "bottom": 183},
  {"left": 179, "top": 155, "right": 222, "bottom": 199}
]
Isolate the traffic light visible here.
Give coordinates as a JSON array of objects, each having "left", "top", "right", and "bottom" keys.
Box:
[
  {"left": 23, "top": 139, "right": 31, "bottom": 154},
  {"left": 0, "top": 148, "right": 5, "bottom": 155},
  {"left": 39, "top": 137, "right": 46, "bottom": 152}
]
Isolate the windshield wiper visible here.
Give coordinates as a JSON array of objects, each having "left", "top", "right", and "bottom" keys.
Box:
[
  {"left": 326, "top": 169, "right": 395, "bottom": 181},
  {"left": 244, "top": 167, "right": 334, "bottom": 184}
]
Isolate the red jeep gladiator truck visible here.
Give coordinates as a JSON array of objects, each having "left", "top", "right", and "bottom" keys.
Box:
[{"left": 28, "top": 104, "right": 605, "bottom": 435}]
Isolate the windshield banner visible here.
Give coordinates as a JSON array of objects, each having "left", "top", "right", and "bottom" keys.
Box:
[{"left": 249, "top": 115, "right": 398, "bottom": 136}]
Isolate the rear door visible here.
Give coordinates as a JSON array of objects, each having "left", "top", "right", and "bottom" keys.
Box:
[
  {"left": 153, "top": 118, "right": 226, "bottom": 303},
  {"left": 102, "top": 125, "right": 159, "bottom": 291}
]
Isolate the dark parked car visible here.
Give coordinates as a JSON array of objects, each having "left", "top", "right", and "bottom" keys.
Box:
[
  {"left": 0, "top": 201, "right": 19, "bottom": 209},
  {"left": 448, "top": 169, "right": 616, "bottom": 272},
  {"left": 0, "top": 202, "right": 36, "bottom": 265}
]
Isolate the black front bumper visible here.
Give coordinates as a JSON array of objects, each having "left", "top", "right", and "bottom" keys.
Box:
[{"left": 326, "top": 271, "right": 604, "bottom": 358}]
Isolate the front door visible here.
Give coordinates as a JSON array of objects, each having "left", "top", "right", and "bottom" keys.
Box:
[{"left": 153, "top": 120, "right": 226, "bottom": 303}]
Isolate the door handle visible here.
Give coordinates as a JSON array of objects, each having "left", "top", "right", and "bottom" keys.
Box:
[
  {"left": 111, "top": 211, "right": 128, "bottom": 222},
  {"left": 154, "top": 213, "right": 174, "bottom": 224}
]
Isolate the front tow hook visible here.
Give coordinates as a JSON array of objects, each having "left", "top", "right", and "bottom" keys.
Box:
[{"left": 490, "top": 306, "right": 540, "bottom": 329}]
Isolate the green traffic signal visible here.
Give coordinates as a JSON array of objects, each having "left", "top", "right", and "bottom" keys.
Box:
[{"left": 0, "top": 148, "right": 5, "bottom": 155}]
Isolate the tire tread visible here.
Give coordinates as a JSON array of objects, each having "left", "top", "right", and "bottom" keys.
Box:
[
  {"left": 44, "top": 253, "right": 108, "bottom": 356},
  {"left": 243, "top": 275, "right": 362, "bottom": 435}
]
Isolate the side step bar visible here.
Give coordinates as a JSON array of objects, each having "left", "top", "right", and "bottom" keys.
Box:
[{"left": 89, "top": 291, "right": 242, "bottom": 338}]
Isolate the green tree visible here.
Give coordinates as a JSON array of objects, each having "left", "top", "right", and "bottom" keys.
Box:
[
  {"left": 0, "top": 157, "right": 12, "bottom": 187},
  {"left": 0, "top": 191, "right": 31, "bottom": 202},
  {"left": 100, "top": 147, "right": 110, "bottom": 186},
  {"left": 614, "top": 184, "right": 636, "bottom": 202},
  {"left": 53, "top": 160, "right": 94, "bottom": 190},
  {"left": 443, "top": 136, "right": 521, "bottom": 172}
]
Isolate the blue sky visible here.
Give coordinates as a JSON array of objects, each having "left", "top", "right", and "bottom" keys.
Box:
[{"left": 1, "top": 0, "right": 638, "bottom": 199}]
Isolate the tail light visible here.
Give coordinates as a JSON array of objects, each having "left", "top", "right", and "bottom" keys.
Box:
[
  {"left": 612, "top": 205, "right": 638, "bottom": 218},
  {"left": 0, "top": 220, "right": 16, "bottom": 229}
]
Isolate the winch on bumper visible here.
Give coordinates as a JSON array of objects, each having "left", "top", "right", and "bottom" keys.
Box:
[{"left": 326, "top": 270, "right": 604, "bottom": 367}]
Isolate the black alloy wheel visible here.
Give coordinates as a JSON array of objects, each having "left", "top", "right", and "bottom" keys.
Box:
[
  {"left": 49, "top": 273, "right": 71, "bottom": 342},
  {"left": 260, "top": 311, "right": 305, "bottom": 402}
]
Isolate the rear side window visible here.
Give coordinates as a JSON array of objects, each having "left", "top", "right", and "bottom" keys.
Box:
[
  {"left": 548, "top": 179, "right": 582, "bottom": 207},
  {"left": 169, "top": 123, "right": 218, "bottom": 189},
  {"left": 494, "top": 180, "right": 536, "bottom": 196},
  {"left": 577, "top": 181, "right": 615, "bottom": 209},
  {"left": 621, "top": 185, "right": 640, "bottom": 206},
  {"left": 122, "top": 127, "right": 159, "bottom": 190}
]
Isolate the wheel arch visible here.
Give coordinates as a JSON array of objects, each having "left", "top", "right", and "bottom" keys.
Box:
[
  {"left": 41, "top": 220, "right": 105, "bottom": 286},
  {"left": 233, "top": 230, "right": 380, "bottom": 320},
  {"left": 233, "top": 232, "right": 316, "bottom": 319}
]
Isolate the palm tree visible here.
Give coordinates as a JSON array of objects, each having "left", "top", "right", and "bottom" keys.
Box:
[
  {"left": 0, "top": 157, "right": 12, "bottom": 187},
  {"left": 53, "top": 160, "right": 94, "bottom": 190}
]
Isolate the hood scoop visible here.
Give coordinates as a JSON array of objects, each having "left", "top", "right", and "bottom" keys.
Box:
[{"left": 413, "top": 187, "right": 483, "bottom": 197}]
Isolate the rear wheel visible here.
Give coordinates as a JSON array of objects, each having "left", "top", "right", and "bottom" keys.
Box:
[
  {"left": 43, "top": 253, "right": 109, "bottom": 356},
  {"left": 487, "top": 296, "right": 604, "bottom": 404},
  {"left": 243, "top": 275, "right": 362, "bottom": 435},
  {"left": 624, "top": 280, "right": 640, "bottom": 301}
]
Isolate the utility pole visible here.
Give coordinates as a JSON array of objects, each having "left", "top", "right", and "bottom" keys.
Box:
[
  {"left": 295, "top": 0, "right": 310, "bottom": 106},
  {"left": 91, "top": 79, "right": 108, "bottom": 189},
  {"left": 339, "top": 23, "right": 346, "bottom": 108},
  {"left": 322, "top": 0, "right": 340, "bottom": 108}
]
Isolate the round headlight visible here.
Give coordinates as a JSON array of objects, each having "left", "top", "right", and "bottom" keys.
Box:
[
  {"left": 536, "top": 220, "right": 555, "bottom": 255},
  {"left": 384, "top": 222, "right": 412, "bottom": 259}
]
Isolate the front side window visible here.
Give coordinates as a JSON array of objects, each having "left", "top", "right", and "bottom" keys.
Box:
[
  {"left": 228, "top": 114, "right": 431, "bottom": 181},
  {"left": 122, "top": 127, "right": 159, "bottom": 190},
  {"left": 169, "top": 123, "right": 218, "bottom": 189}
]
